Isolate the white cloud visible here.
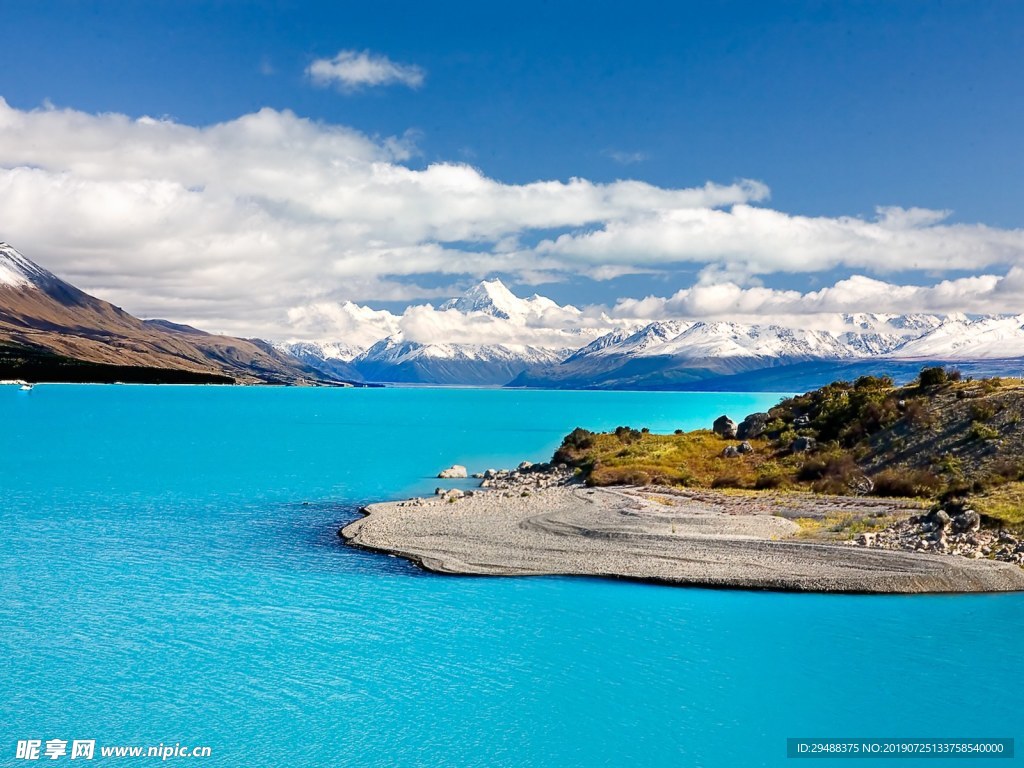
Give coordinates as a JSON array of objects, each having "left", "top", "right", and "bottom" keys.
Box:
[
  {"left": 602, "top": 149, "right": 648, "bottom": 165},
  {"left": 0, "top": 98, "right": 769, "bottom": 336},
  {"left": 1, "top": 98, "right": 1024, "bottom": 340},
  {"left": 287, "top": 301, "right": 402, "bottom": 348},
  {"left": 611, "top": 270, "right": 1024, "bottom": 322},
  {"left": 286, "top": 281, "right": 627, "bottom": 350},
  {"left": 535, "top": 203, "right": 1024, "bottom": 279},
  {"left": 306, "top": 50, "right": 425, "bottom": 91}
]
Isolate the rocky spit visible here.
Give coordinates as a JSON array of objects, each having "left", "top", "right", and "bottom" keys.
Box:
[
  {"left": 342, "top": 464, "right": 1024, "bottom": 594},
  {"left": 854, "top": 507, "right": 1024, "bottom": 566}
]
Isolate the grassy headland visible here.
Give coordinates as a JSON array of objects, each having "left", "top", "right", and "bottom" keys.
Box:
[{"left": 554, "top": 367, "right": 1024, "bottom": 532}]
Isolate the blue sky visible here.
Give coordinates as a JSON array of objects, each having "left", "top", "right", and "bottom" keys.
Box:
[
  {"left": 1, "top": 1, "right": 1023, "bottom": 338},
  {"left": 4, "top": 1, "right": 1021, "bottom": 222}
]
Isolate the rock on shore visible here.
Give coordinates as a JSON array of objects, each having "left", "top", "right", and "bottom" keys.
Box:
[{"left": 437, "top": 465, "right": 468, "bottom": 479}]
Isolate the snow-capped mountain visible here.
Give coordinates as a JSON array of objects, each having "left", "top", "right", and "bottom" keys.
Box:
[
  {"left": 564, "top": 321, "right": 691, "bottom": 361},
  {"left": 892, "top": 315, "right": 1024, "bottom": 359},
  {"left": 511, "top": 313, "right": 1024, "bottom": 389},
  {"left": 281, "top": 340, "right": 364, "bottom": 363},
  {"left": 439, "top": 278, "right": 567, "bottom": 321},
  {"left": 0, "top": 243, "right": 55, "bottom": 288},
  {"left": 274, "top": 340, "right": 364, "bottom": 381},
  {"left": 279, "top": 277, "right": 1024, "bottom": 389},
  {"left": 354, "top": 335, "right": 566, "bottom": 385},
  {"left": 279, "top": 279, "right": 593, "bottom": 385}
]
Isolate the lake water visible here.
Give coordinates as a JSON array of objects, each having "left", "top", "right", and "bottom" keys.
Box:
[{"left": 1, "top": 385, "right": 1021, "bottom": 767}]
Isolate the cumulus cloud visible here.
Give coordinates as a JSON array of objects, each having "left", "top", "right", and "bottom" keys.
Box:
[
  {"left": 535, "top": 203, "right": 1024, "bottom": 279},
  {"left": 287, "top": 301, "right": 402, "bottom": 348},
  {"left": 286, "top": 280, "right": 628, "bottom": 350},
  {"left": 1, "top": 98, "right": 1024, "bottom": 340},
  {"left": 306, "top": 50, "right": 425, "bottom": 91},
  {"left": 611, "top": 270, "right": 1024, "bottom": 323},
  {"left": 0, "top": 98, "right": 770, "bottom": 336}
]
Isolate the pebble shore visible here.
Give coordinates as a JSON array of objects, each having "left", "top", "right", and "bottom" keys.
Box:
[{"left": 342, "top": 463, "right": 1024, "bottom": 594}]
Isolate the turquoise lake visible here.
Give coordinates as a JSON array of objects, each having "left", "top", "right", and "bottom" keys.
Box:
[{"left": 1, "top": 385, "right": 1022, "bottom": 767}]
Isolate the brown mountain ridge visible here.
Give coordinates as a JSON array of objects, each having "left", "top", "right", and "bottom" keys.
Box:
[{"left": 0, "top": 242, "right": 324, "bottom": 385}]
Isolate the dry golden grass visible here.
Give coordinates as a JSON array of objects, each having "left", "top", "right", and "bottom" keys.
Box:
[
  {"left": 792, "top": 513, "right": 901, "bottom": 540},
  {"left": 972, "top": 482, "right": 1024, "bottom": 529},
  {"left": 569, "top": 430, "right": 798, "bottom": 489}
]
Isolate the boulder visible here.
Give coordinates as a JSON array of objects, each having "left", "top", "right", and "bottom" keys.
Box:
[
  {"left": 929, "top": 509, "right": 951, "bottom": 530},
  {"left": 713, "top": 415, "right": 737, "bottom": 439},
  {"left": 790, "top": 436, "right": 816, "bottom": 452},
  {"left": 517, "top": 461, "right": 534, "bottom": 472},
  {"left": 438, "top": 465, "right": 468, "bottom": 479},
  {"left": 736, "top": 412, "right": 770, "bottom": 440},
  {"left": 736, "top": 441, "right": 754, "bottom": 454},
  {"left": 952, "top": 509, "right": 981, "bottom": 533},
  {"left": 443, "top": 488, "right": 465, "bottom": 501},
  {"left": 722, "top": 445, "right": 740, "bottom": 458}
]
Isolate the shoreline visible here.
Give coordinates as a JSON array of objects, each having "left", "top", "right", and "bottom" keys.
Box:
[{"left": 342, "top": 474, "right": 1024, "bottom": 594}]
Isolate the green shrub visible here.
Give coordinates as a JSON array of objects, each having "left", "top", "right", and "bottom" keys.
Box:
[
  {"left": 919, "top": 366, "right": 948, "bottom": 388},
  {"left": 854, "top": 375, "right": 894, "bottom": 390},
  {"left": 777, "top": 428, "right": 798, "bottom": 447},
  {"left": 969, "top": 421, "right": 1000, "bottom": 441},
  {"left": 614, "top": 425, "right": 643, "bottom": 443},
  {"left": 970, "top": 401, "right": 998, "bottom": 422},
  {"left": 561, "top": 427, "right": 594, "bottom": 450}
]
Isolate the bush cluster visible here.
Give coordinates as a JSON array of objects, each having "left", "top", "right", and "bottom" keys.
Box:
[{"left": 871, "top": 469, "right": 942, "bottom": 498}]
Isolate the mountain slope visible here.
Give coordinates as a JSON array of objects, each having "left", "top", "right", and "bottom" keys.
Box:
[
  {"left": 274, "top": 341, "right": 363, "bottom": 381},
  {"left": 0, "top": 243, "right": 318, "bottom": 384},
  {"left": 354, "top": 335, "right": 564, "bottom": 385}
]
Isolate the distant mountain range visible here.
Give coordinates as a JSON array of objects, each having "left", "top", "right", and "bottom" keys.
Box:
[
  {"left": 281, "top": 280, "right": 1024, "bottom": 390},
  {"left": 279, "top": 279, "right": 581, "bottom": 385},
  {"left": 5, "top": 241, "right": 1024, "bottom": 389}
]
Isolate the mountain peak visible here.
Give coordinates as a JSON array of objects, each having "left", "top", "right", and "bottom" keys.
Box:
[
  {"left": 463, "top": 278, "right": 517, "bottom": 303},
  {"left": 440, "top": 278, "right": 525, "bottom": 319},
  {"left": 0, "top": 243, "right": 52, "bottom": 289}
]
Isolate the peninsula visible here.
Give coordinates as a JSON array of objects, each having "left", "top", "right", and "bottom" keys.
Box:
[{"left": 343, "top": 369, "right": 1024, "bottom": 593}]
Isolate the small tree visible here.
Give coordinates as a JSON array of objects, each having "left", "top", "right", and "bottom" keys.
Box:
[{"left": 919, "top": 366, "right": 948, "bottom": 388}]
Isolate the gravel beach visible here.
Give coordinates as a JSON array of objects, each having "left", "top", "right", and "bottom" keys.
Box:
[{"left": 342, "top": 485, "right": 1024, "bottom": 593}]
